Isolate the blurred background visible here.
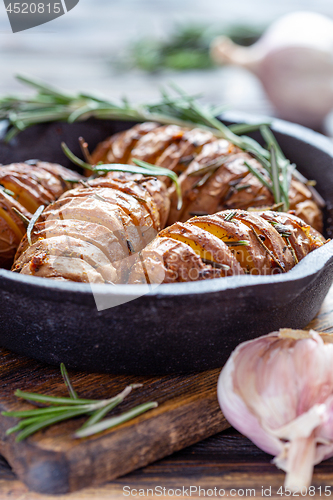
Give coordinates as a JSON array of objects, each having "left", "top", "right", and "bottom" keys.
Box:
[{"left": 1, "top": 0, "right": 333, "bottom": 133}]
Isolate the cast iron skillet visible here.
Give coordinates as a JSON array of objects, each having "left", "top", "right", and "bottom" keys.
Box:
[{"left": 0, "top": 113, "right": 333, "bottom": 375}]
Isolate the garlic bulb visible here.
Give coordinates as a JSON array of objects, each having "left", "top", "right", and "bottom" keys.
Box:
[
  {"left": 211, "top": 12, "right": 333, "bottom": 128},
  {"left": 218, "top": 329, "right": 333, "bottom": 491}
]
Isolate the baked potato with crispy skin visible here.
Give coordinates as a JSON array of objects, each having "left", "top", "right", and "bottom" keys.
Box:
[
  {"left": 127, "top": 209, "right": 325, "bottom": 284},
  {"left": 91, "top": 123, "right": 323, "bottom": 233},
  {"left": 12, "top": 174, "right": 170, "bottom": 283},
  {"left": 0, "top": 161, "right": 82, "bottom": 268}
]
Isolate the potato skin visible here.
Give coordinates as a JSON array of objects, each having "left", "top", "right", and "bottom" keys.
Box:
[
  {"left": 90, "top": 122, "right": 160, "bottom": 165},
  {"left": 88, "top": 173, "right": 170, "bottom": 230},
  {"left": 229, "top": 210, "right": 295, "bottom": 272},
  {"left": 91, "top": 123, "right": 323, "bottom": 232},
  {"left": 15, "top": 235, "right": 117, "bottom": 283},
  {"left": 0, "top": 191, "right": 30, "bottom": 268},
  {"left": 127, "top": 237, "right": 222, "bottom": 284},
  {"left": 157, "top": 209, "right": 326, "bottom": 279},
  {"left": 159, "top": 221, "right": 244, "bottom": 277},
  {"left": 187, "top": 213, "right": 274, "bottom": 275},
  {"left": 12, "top": 172, "right": 169, "bottom": 284},
  {"left": 257, "top": 210, "right": 325, "bottom": 262},
  {"left": 20, "top": 255, "right": 106, "bottom": 284},
  {"left": 14, "top": 219, "right": 128, "bottom": 265},
  {"left": 0, "top": 161, "right": 82, "bottom": 268}
]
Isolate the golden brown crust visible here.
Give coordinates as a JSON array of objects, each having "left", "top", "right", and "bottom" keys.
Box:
[
  {"left": 0, "top": 161, "right": 82, "bottom": 268},
  {"left": 13, "top": 219, "right": 128, "bottom": 266},
  {"left": 91, "top": 122, "right": 323, "bottom": 232},
  {"left": 90, "top": 122, "right": 159, "bottom": 165},
  {"left": 87, "top": 174, "right": 169, "bottom": 231},
  {"left": 14, "top": 235, "right": 117, "bottom": 283},
  {"left": 0, "top": 191, "right": 30, "bottom": 268},
  {"left": 127, "top": 237, "right": 222, "bottom": 284},
  {"left": 188, "top": 213, "right": 274, "bottom": 275},
  {"left": 13, "top": 173, "right": 167, "bottom": 283},
  {"left": 128, "top": 125, "right": 185, "bottom": 165},
  {"left": 159, "top": 221, "right": 244, "bottom": 277},
  {"left": 230, "top": 210, "right": 295, "bottom": 272},
  {"left": 257, "top": 210, "right": 325, "bottom": 262}
]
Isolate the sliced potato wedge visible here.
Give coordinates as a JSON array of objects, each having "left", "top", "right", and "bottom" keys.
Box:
[
  {"left": 127, "top": 237, "right": 222, "bottom": 284},
  {"left": 159, "top": 221, "right": 244, "bottom": 276},
  {"left": 14, "top": 235, "right": 117, "bottom": 283}
]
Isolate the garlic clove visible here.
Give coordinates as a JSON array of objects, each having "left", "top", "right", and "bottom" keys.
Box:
[
  {"left": 210, "top": 12, "right": 333, "bottom": 127},
  {"left": 217, "top": 329, "right": 333, "bottom": 491}
]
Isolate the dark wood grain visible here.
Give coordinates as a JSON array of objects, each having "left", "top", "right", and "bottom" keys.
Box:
[
  {"left": 0, "top": 285, "right": 332, "bottom": 498},
  {"left": 0, "top": 349, "right": 228, "bottom": 495}
]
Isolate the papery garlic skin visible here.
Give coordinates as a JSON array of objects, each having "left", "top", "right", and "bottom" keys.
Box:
[
  {"left": 217, "top": 329, "right": 333, "bottom": 491},
  {"left": 210, "top": 12, "right": 333, "bottom": 128}
]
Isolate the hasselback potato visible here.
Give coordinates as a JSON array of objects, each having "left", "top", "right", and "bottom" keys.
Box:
[
  {"left": 0, "top": 161, "right": 82, "bottom": 267},
  {"left": 12, "top": 173, "right": 170, "bottom": 283},
  {"left": 128, "top": 210, "right": 325, "bottom": 284},
  {"left": 91, "top": 123, "right": 323, "bottom": 232}
]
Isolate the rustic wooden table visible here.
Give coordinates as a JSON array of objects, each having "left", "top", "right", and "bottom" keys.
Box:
[{"left": 0, "top": 286, "right": 332, "bottom": 499}]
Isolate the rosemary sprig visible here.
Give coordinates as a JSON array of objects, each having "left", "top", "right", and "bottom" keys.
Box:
[
  {"left": 1, "top": 76, "right": 323, "bottom": 211},
  {"left": 269, "top": 221, "right": 299, "bottom": 264},
  {"left": 27, "top": 205, "right": 45, "bottom": 246},
  {"left": 0, "top": 76, "right": 270, "bottom": 155},
  {"left": 229, "top": 122, "right": 271, "bottom": 134},
  {"left": 270, "top": 221, "right": 292, "bottom": 238},
  {"left": 192, "top": 171, "right": 212, "bottom": 188},
  {"left": 2, "top": 365, "right": 157, "bottom": 442},
  {"left": 61, "top": 142, "right": 91, "bottom": 170},
  {"left": 270, "top": 146, "right": 281, "bottom": 208},
  {"left": 95, "top": 161, "right": 183, "bottom": 211},
  {"left": 75, "top": 402, "right": 158, "bottom": 438},
  {"left": 243, "top": 161, "right": 272, "bottom": 193},
  {"left": 285, "top": 237, "right": 299, "bottom": 265},
  {"left": 61, "top": 143, "right": 183, "bottom": 210}
]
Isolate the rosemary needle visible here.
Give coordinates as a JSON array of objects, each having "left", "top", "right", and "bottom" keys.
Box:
[
  {"left": 60, "top": 363, "right": 78, "bottom": 399},
  {"left": 60, "top": 142, "right": 183, "bottom": 211},
  {"left": 2, "top": 366, "right": 157, "bottom": 441},
  {"left": 27, "top": 205, "right": 45, "bottom": 246},
  {"left": 11, "top": 207, "right": 30, "bottom": 227}
]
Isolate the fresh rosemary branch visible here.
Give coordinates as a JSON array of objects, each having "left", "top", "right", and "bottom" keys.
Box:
[
  {"left": 0, "top": 76, "right": 322, "bottom": 211},
  {"left": 2, "top": 364, "right": 157, "bottom": 441},
  {"left": 121, "top": 23, "right": 263, "bottom": 73},
  {"left": 61, "top": 142, "right": 183, "bottom": 210}
]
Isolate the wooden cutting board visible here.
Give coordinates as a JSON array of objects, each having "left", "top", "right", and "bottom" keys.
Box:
[{"left": 0, "top": 348, "right": 228, "bottom": 495}]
